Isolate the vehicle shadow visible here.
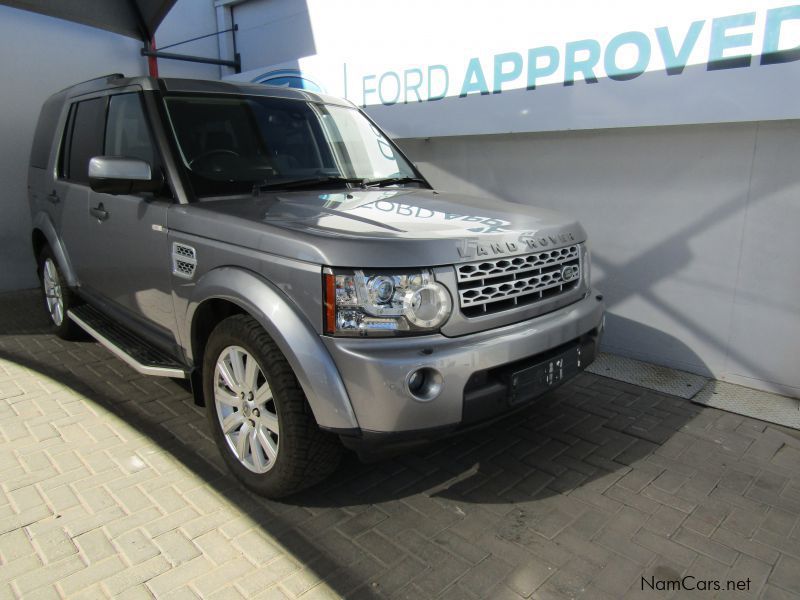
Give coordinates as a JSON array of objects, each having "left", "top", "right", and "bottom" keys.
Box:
[
  {"left": 0, "top": 290, "right": 706, "bottom": 598},
  {"left": 294, "top": 317, "right": 707, "bottom": 509}
]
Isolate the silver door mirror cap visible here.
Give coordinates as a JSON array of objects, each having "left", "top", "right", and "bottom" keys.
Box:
[{"left": 88, "top": 156, "right": 163, "bottom": 195}]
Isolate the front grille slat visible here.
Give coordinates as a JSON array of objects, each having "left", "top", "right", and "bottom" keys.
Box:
[{"left": 456, "top": 245, "right": 581, "bottom": 317}]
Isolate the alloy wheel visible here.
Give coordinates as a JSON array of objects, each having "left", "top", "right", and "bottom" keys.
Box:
[
  {"left": 213, "top": 345, "right": 279, "bottom": 473},
  {"left": 43, "top": 258, "right": 64, "bottom": 326}
]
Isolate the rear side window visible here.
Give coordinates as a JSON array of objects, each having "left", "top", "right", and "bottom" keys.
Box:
[
  {"left": 30, "top": 93, "right": 65, "bottom": 169},
  {"left": 65, "top": 97, "right": 106, "bottom": 184}
]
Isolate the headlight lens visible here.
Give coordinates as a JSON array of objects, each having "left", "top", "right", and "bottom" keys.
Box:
[{"left": 324, "top": 269, "right": 452, "bottom": 336}]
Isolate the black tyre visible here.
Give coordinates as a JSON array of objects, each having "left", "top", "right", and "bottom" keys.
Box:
[
  {"left": 37, "top": 246, "right": 83, "bottom": 340},
  {"left": 203, "top": 314, "right": 341, "bottom": 497}
]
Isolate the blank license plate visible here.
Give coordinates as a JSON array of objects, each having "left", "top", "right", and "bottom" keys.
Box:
[{"left": 506, "top": 345, "right": 580, "bottom": 406}]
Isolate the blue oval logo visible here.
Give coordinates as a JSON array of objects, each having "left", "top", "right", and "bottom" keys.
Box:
[{"left": 252, "top": 69, "right": 324, "bottom": 93}]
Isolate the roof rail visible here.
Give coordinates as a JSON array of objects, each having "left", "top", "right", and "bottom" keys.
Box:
[{"left": 76, "top": 73, "right": 125, "bottom": 86}]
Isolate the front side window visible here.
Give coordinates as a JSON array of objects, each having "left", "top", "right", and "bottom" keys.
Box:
[
  {"left": 105, "top": 93, "right": 158, "bottom": 168},
  {"left": 163, "top": 94, "right": 419, "bottom": 198}
]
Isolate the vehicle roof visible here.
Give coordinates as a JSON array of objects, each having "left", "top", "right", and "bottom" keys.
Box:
[{"left": 57, "top": 74, "right": 354, "bottom": 107}]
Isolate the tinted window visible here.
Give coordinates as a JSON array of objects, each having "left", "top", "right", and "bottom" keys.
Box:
[
  {"left": 67, "top": 97, "right": 106, "bottom": 184},
  {"left": 58, "top": 105, "right": 75, "bottom": 179},
  {"left": 164, "top": 94, "right": 417, "bottom": 198},
  {"left": 30, "top": 92, "right": 65, "bottom": 169},
  {"left": 105, "top": 94, "right": 157, "bottom": 167}
]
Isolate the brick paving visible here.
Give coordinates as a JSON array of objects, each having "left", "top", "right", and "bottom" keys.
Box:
[{"left": 1, "top": 289, "right": 800, "bottom": 599}]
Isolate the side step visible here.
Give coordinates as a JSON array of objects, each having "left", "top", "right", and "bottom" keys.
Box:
[{"left": 68, "top": 305, "right": 189, "bottom": 379}]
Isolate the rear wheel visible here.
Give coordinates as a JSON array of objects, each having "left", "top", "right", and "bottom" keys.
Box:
[
  {"left": 38, "top": 246, "right": 83, "bottom": 340},
  {"left": 203, "top": 314, "right": 341, "bottom": 497}
]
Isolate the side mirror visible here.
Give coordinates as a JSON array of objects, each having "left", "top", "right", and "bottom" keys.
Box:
[{"left": 88, "top": 156, "right": 164, "bottom": 195}]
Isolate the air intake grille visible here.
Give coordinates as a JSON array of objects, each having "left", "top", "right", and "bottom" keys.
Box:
[
  {"left": 456, "top": 245, "right": 581, "bottom": 317},
  {"left": 172, "top": 243, "right": 197, "bottom": 280}
]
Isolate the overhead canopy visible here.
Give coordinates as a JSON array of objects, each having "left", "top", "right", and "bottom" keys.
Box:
[{"left": 0, "top": 0, "right": 177, "bottom": 40}]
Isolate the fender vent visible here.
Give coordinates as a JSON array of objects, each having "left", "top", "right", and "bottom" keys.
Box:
[{"left": 172, "top": 243, "right": 197, "bottom": 279}]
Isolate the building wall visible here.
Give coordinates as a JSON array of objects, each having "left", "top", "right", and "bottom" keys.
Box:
[
  {"left": 155, "top": 0, "right": 220, "bottom": 81},
  {"left": 222, "top": 0, "right": 800, "bottom": 396},
  {"left": 231, "top": 0, "right": 316, "bottom": 73},
  {"left": 398, "top": 121, "right": 800, "bottom": 396},
  {"left": 0, "top": 1, "right": 218, "bottom": 292},
  {"left": 1, "top": 1, "right": 797, "bottom": 398}
]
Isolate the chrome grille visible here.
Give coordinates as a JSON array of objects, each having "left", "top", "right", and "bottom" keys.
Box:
[
  {"left": 456, "top": 245, "right": 581, "bottom": 316},
  {"left": 171, "top": 243, "right": 197, "bottom": 280}
]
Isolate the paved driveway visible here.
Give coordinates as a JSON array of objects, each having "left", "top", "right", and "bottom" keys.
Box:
[{"left": 1, "top": 290, "right": 799, "bottom": 599}]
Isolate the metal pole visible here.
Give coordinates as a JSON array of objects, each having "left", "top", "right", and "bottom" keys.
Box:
[
  {"left": 140, "top": 48, "right": 240, "bottom": 69},
  {"left": 147, "top": 38, "right": 159, "bottom": 77},
  {"left": 156, "top": 25, "right": 238, "bottom": 51}
]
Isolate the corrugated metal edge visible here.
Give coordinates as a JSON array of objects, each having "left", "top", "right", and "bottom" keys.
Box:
[
  {"left": 692, "top": 380, "right": 800, "bottom": 430},
  {"left": 587, "top": 352, "right": 800, "bottom": 430},
  {"left": 586, "top": 352, "right": 708, "bottom": 399}
]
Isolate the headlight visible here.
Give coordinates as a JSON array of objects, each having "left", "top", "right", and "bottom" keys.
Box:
[{"left": 324, "top": 268, "right": 452, "bottom": 336}]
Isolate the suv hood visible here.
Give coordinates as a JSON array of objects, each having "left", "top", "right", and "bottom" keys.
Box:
[{"left": 175, "top": 188, "right": 587, "bottom": 267}]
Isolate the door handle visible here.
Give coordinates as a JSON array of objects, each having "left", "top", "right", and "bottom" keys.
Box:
[
  {"left": 90, "top": 203, "right": 109, "bottom": 222},
  {"left": 47, "top": 190, "right": 60, "bottom": 204}
]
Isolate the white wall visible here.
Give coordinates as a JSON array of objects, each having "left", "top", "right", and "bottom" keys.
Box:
[
  {"left": 398, "top": 121, "right": 800, "bottom": 397},
  {"left": 155, "top": 0, "right": 220, "bottom": 81},
  {"left": 231, "top": 0, "right": 316, "bottom": 73},
  {"left": 229, "top": 1, "right": 800, "bottom": 137},
  {"left": 0, "top": 1, "right": 219, "bottom": 292}
]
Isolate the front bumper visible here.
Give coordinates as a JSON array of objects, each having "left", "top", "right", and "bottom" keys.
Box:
[{"left": 321, "top": 290, "right": 605, "bottom": 444}]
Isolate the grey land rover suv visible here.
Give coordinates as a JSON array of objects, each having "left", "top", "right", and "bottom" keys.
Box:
[{"left": 28, "top": 74, "right": 604, "bottom": 497}]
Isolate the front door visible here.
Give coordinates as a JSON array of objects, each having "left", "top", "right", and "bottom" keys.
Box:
[{"left": 79, "top": 93, "right": 176, "bottom": 344}]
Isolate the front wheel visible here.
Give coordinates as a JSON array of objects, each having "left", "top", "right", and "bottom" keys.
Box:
[{"left": 203, "top": 314, "right": 341, "bottom": 497}]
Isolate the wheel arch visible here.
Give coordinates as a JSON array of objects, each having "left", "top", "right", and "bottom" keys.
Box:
[
  {"left": 31, "top": 212, "right": 77, "bottom": 286},
  {"left": 186, "top": 267, "right": 359, "bottom": 432},
  {"left": 32, "top": 229, "right": 47, "bottom": 265}
]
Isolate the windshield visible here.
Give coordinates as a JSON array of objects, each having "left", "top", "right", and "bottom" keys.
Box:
[{"left": 163, "top": 94, "right": 421, "bottom": 197}]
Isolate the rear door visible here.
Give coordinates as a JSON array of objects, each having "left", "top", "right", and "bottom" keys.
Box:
[{"left": 55, "top": 96, "right": 106, "bottom": 283}]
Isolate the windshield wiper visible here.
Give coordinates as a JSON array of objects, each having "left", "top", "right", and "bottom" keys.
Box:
[
  {"left": 253, "top": 175, "right": 428, "bottom": 195},
  {"left": 254, "top": 176, "right": 366, "bottom": 194},
  {"left": 363, "top": 176, "right": 428, "bottom": 188}
]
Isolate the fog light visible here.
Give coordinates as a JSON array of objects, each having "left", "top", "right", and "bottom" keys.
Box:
[
  {"left": 405, "top": 368, "right": 443, "bottom": 401},
  {"left": 408, "top": 369, "right": 426, "bottom": 394}
]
